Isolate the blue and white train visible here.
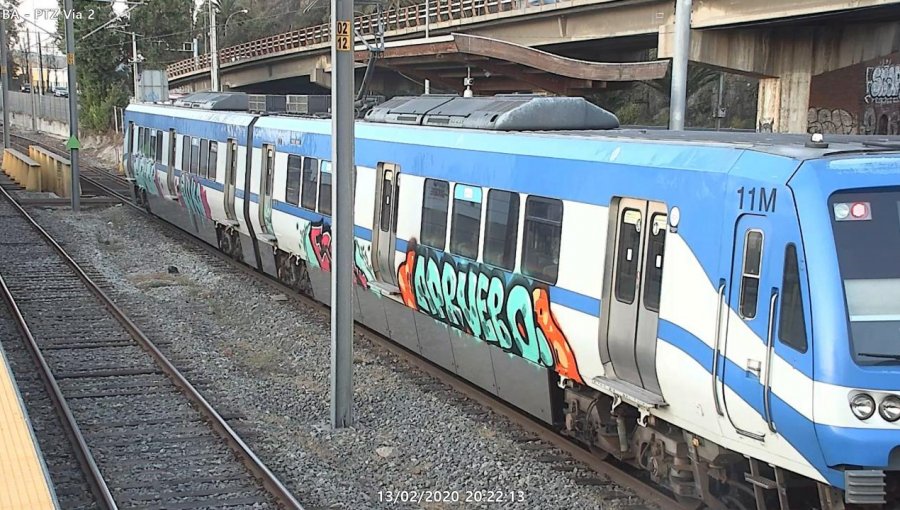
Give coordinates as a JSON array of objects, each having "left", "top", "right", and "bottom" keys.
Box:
[{"left": 124, "top": 94, "right": 900, "bottom": 509}]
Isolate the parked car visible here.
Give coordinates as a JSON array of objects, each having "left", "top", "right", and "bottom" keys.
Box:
[
  {"left": 20, "top": 83, "right": 31, "bottom": 93},
  {"left": 53, "top": 87, "right": 68, "bottom": 98}
]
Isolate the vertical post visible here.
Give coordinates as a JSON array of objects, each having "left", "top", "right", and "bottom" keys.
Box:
[
  {"left": 37, "top": 32, "right": 45, "bottom": 95},
  {"left": 131, "top": 32, "right": 140, "bottom": 102},
  {"left": 715, "top": 72, "right": 724, "bottom": 131},
  {"left": 209, "top": 0, "right": 220, "bottom": 92},
  {"left": 330, "top": 0, "right": 354, "bottom": 429},
  {"left": 425, "top": 0, "right": 430, "bottom": 38},
  {"left": 0, "top": 18, "right": 9, "bottom": 149},
  {"left": 25, "top": 30, "right": 37, "bottom": 131},
  {"left": 669, "top": 0, "right": 691, "bottom": 131},
  {"left": 64, "top": 0, "right": 80, "bottom": 212},
  {"left": 193, "top": 37, "right": 199, "bottom": 70}
]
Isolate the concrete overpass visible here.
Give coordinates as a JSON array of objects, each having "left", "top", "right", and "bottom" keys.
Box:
[{"left": 167, "top": 0, "right": 900, "bottom": 133}]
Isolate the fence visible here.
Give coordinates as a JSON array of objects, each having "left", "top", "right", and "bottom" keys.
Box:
[{"left": 2, "top": 90, "right": 70, "bottom": 123}]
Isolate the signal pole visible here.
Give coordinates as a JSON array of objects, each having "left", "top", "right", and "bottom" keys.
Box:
[
  {"left": 209, "top": 0, "right": 220, "bottom": 91},
  {"left": 0, "top": 18, "right": 10, "bottom": 149},
  {"left": 330, "top": 0, "right": 354, "bottom": 428},
  {"left": 63, "top": 0, "right": 81, "bottom": 212},
  {"left": 669, "top": 0, "right": 691, "bottom": 131},
  {"left": 131, "top": 32, "right": 140, "bottom": 101}
]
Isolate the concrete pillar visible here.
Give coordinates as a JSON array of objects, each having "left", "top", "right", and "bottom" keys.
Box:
[{"left": 758, "top": 32, "right": 814, "bottom": 134}]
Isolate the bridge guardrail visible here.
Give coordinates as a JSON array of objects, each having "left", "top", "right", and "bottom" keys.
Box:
[{"left": 168, "top": 0, "right": 523, "bottom": 78}]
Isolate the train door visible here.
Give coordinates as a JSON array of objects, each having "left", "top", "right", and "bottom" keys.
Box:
[
  {"left": 125, "top": 121, "right": 134, "bottom": 179},
  {"left": 224, "top": 138, "right": 238, "bottom": 222},
  {"left": 721, "top": 214, "right": 782, "bottom": 440},
  {"left": 166, "top": 129, "right": 177, "bottom": 197},
  {"left": 601, "top": 198, "right": 668, "bottom": 396},
  {"left": 258, "top": 144, "right": 275, "bottom": 235},
  {"left": 372, "top": 162, "right": 400, "bottom": 289}
]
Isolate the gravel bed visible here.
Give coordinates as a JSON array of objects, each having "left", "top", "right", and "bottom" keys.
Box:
[{"left": 30, "top": 203, "right": 653, "bottom": 510}]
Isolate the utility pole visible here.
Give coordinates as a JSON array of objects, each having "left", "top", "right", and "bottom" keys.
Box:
[
  {"left": 25, "top": 30, "right": 37, "bottom": 131},
  {"left": 669, "top": 0, "right": 691, "bottom": 131},
  {"left": 0, "top": 18, "right": 10, "bottom": 149},
  {"left": 330, "top": 0, "right": 354, "bottom": 428},
  {"left": 63, "top": 0, "right": 81, "bottom": 212},
  {"left": 131, "top": 32, "right": 140, "bottom": 101},
  {"left": 209, "top": 0, "right": 220, "bottom": 91},
  {"left": 37, "top": 32, "right": 45, "bottom": 94}
]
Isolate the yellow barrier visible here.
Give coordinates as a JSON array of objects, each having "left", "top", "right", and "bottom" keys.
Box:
[
  {"left": 2, "top": 148, "right": 42, "bottom": 192},
  {"left": 27, "top": 146, "right": 78, "bottom": 198}
]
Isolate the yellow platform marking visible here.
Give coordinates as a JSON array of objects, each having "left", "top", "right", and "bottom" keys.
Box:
[{"left": 0, "top": 342, "right": 57, "bottom": 510}]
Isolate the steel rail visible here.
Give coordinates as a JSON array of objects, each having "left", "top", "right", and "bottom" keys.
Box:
[
  {"left": 0, "top": 246, "right": 118, "bottom": 510},
  {"left": 0, "top": 183, "right": 303, "bottom": 510}
]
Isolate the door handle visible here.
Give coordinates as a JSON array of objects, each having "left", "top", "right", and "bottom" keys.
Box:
[
  {"left": 763, "top": 289, "right": 779, "bottom": 433},
  {"left": 711, "top": 280, "right": 726, "bottom": 416},
  {"left": 746, "top": 359, "right": 762, "bottom": 377}
]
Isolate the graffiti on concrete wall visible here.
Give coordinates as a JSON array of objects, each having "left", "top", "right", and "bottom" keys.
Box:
[
  {"left": 299, "top": 220, "right": 376, "bottom": 289},
  {"left": 397, "top": 239, "right": 583, "bottom": 383},
  {"left": 866, "top": 62, "right": 900, "bottom": 105},
  {"left": 807, "top": 108, "right": 859, "bottom": 135}
]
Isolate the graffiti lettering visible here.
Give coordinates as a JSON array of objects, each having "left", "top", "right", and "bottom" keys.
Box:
[
  {"left": 807, "top": 107, "right": 859, "bottom": 135},
  {"left": 866, "top": 63, "right": 900, "bottom": 105},
  {"left": 134, "top": 157, "right": 162, "bottom": 197},
  {"left": 300, "top": 220, "right": 376, "bottom": 289},
  {"left": 178, "top": 174, "right": 211, "bottom": 219},
  {"left": 398, "top": 239, "right": 582, "bottom": 383}
]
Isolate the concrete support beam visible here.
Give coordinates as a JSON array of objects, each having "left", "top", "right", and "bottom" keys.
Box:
[{"left": 691, "top": 0, "right": 900, "bottom": 29}]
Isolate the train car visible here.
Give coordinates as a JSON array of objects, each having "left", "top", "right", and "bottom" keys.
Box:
[{"left": 123, "top": 94, "right": 900, "bottom": 510}]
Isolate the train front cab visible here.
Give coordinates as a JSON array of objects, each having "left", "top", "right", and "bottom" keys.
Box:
[{"left": 791, "top": 153, "right": 900, "bottom": 508}]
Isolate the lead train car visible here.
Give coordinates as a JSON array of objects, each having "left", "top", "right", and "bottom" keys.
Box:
[{"left": 124, "top": 97, "right": 900, "bottom": 509}]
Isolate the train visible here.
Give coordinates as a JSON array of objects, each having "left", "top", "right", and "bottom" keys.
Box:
[{"left": 123, "top": 93, "right": 900, "bottom": 509}]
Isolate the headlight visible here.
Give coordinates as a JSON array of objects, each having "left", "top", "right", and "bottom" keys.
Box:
[
  {"left": 850, "top": 393, "right": 876, "bottom": 420},
  {"left": 879, "top": 396, "right": 900, "bottom": 422}
]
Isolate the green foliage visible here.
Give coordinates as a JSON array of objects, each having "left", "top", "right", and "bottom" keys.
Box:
[
  {"left": 56, "top": 0, "right": 128, "bottom": 132},
  {"left": 130, "top": 0, "right": 193, "bottom": 67}
]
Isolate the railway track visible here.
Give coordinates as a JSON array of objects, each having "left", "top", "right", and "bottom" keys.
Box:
[
  {"left": 8, "top": 130, "right": 696, "bottom": 510},
  {"left": 0, "top": 182, "right": 302, "bottom": 509}
]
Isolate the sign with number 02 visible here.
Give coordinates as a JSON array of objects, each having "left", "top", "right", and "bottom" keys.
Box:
[{"left": 336, "top": 20, "right": 351, "bottom": 51}]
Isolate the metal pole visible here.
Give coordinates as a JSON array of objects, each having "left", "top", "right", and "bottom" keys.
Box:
[
  {"left": 25, "top": 30, "right": 37, "bottom": 131},
  {"left": 37, "top": 32, "right": 45, "bottom": 95},
  {"left": 669, "top": 0, "right": 691, "bottom": 131},
  {"left": 132, "top": 32, "right": 140, "bottom": 101},
  {"left": 425, "top": 0, "right": 430, "bottom": 38},
  {"left": 330, "top": 0, "right": 354, "bottom": 429},
  {"left": 193, "top": 37, "right": 199, "bottom": 70},
  {"left": 0, "top": 18, "right": 9, "bottom": 149},
  {"left": 64, "top": 0, "right": 80, "bottom": 212},
  {"left": 715, "top": 72, "right": 724, "bottom": 131},
  {"left": 209, "top": 0, "right": 220, "bottom": 92}
]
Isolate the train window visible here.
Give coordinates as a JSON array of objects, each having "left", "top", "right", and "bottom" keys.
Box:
[
  {"left": 137, "top": 127, "right": 144, "bottom": 155},
  {"left": 421, "top": 179, "right": 449, "bottom": 249},
  {"left": 319, "top": 161, "right": 332, "bottom": 216},
  {"left": 522, "top": 196, "right": 563, "bottom": 284},
  {"left": 143, "top": 128, "right": 150, "bottom": 156},
  {"left": 264, "top": 147, "right": 275, "bottom": 198},
  {"left": 190, "top": 137, "right": 200, "bottom": 174},
  {"left": 643, "top": 214, "right": 667, "bottom": 312},
  {"left": 450, "top": 184, "right": 482, "bottom": 260},
  {"left": 149, "top": 131, "right": 157, "bottom": 161},
  {"left": 379, "top": 169, "right": 394, "bottom": 232},
  {"left": 614, "top": 209, "right": 641, "bottom": 303},
  {"left": 301, "top": 157, "right": 319, "bottom": 210},
  {"left": 181, "top": 136, "right": 190, "bottom": 172},
  {"left": 199, "top": 139, "right": 209, "bottom": 178},
  {"left": 779, "top": 244, "right": 808, "bottom": 352},
  {"left": 285, "top": 155, "right": 302, "bottom": 206},
  {"left": 208, "top": 141, "right": 218, "bottom": 180},
  {"left": 739, "top": 229, "right": 764, "bottom": 319},
  {"left": 483, "top": 189, "right": 519, "bottom": 270},
  {"left": 155, "top": 131, "right": 163, "bottom": 163}
]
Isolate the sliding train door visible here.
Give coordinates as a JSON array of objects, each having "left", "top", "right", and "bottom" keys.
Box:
[
  {"left": 258, "top": 144, "right": 275, "bottom": 236},
  {"left": 372, "top": 162, "right": 400, "bottom": 289},
  {"left": 224, "top": 138, "right": 238, "bottom": 223},
  {"left": 600, "top": 198, "right": 668, "bottom": 397}
]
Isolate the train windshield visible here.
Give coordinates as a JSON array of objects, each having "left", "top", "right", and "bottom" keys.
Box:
[{"left": 829, "top": 189, "right": 900, "bottom": 365}]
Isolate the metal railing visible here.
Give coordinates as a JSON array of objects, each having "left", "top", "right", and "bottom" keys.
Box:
[{"left": 168, "top": 0, "right": 537, "bottom": 78}]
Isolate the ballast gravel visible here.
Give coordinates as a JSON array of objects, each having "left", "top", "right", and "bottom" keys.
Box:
[{"left": 30, "top": 203, "right": 652, "bottom": 510}]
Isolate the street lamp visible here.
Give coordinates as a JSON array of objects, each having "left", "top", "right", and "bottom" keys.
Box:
[{"left": 224, "top": 9, "right": 249, "bottom": 38}]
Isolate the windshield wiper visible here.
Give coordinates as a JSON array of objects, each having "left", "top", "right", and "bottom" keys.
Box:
[{"left": 858, "top": 352, "right": 900, "bottom": 360}]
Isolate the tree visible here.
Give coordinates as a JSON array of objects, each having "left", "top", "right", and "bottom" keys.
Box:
[
  {"left": 1, "top": 1, "right": 22, "bottom": 80},
  {"left": 129, "top": 0, "right": 193, "bottom": 68},
  {"left": 57, "top": 0, "right": 129, "bottom": 131}
]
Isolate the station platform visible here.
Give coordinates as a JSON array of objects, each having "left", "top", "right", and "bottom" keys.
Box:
[{"left": 0, "top": 341, "right": 58, "bottom": 509}]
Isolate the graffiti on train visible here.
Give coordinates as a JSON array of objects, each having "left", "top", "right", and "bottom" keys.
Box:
[
  {"left": 299, "top": 220, "right": 376, "bottom": 288},
  {"left": 397, "top": 239, "right": 582, "bottom": 383},
  {"left": 134, "top": 157, "right": 162, "bottom": 197},
  {"left": 178, "top": 174, "right": 211, "bottom": 219}
]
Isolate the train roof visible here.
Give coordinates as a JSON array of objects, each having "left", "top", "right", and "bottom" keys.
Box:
[{"left": 126, "top": 101, "right": 900, "bottom": 161}]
